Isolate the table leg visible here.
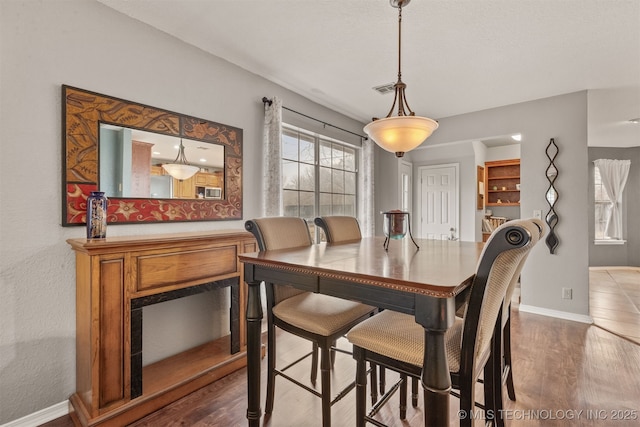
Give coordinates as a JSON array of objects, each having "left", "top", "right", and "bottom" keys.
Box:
[
  {"left": 423, "top": 329, "right": 451, "bottom": 426},
  {"left": 415, "top": 295, "right": 455, "bottom": 426},
  {"left": 245, "top": 273, "right": 263, "bottom": 426}
]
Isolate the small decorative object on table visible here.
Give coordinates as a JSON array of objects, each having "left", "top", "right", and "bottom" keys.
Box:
[
  {"left": 86, "top": 191, "right": 108, "bottom": 239},
  {"left": 382, "top": 210, "right": 419, "bottom": 251}
]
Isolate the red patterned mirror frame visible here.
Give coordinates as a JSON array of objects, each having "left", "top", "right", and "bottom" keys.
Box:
[{"left": 62, "top": 85, "right": 243, "bottom": 226}]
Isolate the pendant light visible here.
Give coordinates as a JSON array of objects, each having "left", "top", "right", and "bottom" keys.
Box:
[
  {"left": 364, "top": 0, "right": 439, "bottom": 158},
  {"left": 162, "top": 139, "right": 200, "bottom": 180}
]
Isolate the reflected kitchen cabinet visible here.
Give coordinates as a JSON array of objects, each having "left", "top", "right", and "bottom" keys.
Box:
[
  {"left": 131, "top": 141, "right": 153, "bottom": 198},
  {"left": 195, "top": 171, "right": 221, "bottom": 188},
  {"left": 173, "top": 175, "right": 196, "bottom": 199}
]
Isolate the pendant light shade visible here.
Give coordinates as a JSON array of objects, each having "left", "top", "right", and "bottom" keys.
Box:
[
  {"left": 162, "top": 140, "right": 199, "bottom": 180},
  {"left": 364, "top": 115, "right": 438, "bottom": 156},
  {"left": 364, "top": 0, "right": 438, "bottom": 158}
]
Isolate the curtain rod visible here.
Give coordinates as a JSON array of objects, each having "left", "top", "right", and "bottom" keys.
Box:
[{"left": 262, "top": 97, "right": 368, "bottom": 140}]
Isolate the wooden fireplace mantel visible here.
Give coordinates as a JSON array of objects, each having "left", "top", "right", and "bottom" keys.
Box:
[{"left": 67, "top": 230, "right": 256, "bottom": 426}]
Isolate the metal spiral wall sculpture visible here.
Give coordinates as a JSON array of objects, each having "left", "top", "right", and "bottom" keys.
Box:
[{"left": 545, "top": 138, "right": 559, "bottom": 253}]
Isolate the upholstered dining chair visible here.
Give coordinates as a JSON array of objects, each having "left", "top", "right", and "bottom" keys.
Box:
[
  {"left": 314, "top": 215, "right": 388, "bottom": 403},
  {"left": 314, "top": 215, "right": 362, "bottom": 243},
  {"left": 346, "top": 218, "right": 542, "bottom": 427},
  {"left": 394, "top": 219, "right": 546, "bottom": 422},
  {"left": 244, "top": 217, "right": 376, "bottom": 427},
  {"left": 490, "top": 218, "right": 545, "bottom": 427},
  {"left": 313, "top": 215, "right": 363, "bottom": 371}
]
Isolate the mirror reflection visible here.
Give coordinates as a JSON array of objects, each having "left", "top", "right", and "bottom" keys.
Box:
[
  {"left": 546, "top": 187, "right": 557, "bottom": 205},
  {"left": 99, "top": 125, "right": 224, "bottom": 199}
]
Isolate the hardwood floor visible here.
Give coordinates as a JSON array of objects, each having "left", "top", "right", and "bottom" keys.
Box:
[
  {"left": 590, "top": 267, "right": 640, "bottom": 344},
  {"left": 42, "top": 275, "right": 640, "bottom": 427}
]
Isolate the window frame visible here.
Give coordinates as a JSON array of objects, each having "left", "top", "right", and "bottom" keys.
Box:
[{"left": 281, "top": 124, "right": 359, "bottom": 238}]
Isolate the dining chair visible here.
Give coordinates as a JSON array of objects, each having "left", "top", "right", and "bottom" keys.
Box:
[
  {"left": 402, "top": 218, "right": 546, "bottom": 425},
  {"left": 490, "top": 218, "right": 545, "bottom": 427},
  {"left": 314, "top": 215, "right": 386, "bottom": 404},
  {"left": 314, "top": 215, "right": 362, "bottom": 243},
  {"left": 346, "top": 218, "right": 542, "bottom": 427},
  {"left": 245, "top": 217, "right": 376, "bottom": 427},
  {"left": 313, "top": 215, "right": 364, "bottom": 370}
]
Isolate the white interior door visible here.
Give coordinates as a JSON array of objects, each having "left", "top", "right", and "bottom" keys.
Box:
[
  {"left": 399, "top": 161, "right": 412, "bottom": 212},
  {"left": 419, "top": 164, "right": 459, "bottom": 240}
]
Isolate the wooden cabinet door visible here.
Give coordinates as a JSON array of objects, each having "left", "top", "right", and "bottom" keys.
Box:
[{"left": 173, "top": 176, "right": 195, "bottom": 198}]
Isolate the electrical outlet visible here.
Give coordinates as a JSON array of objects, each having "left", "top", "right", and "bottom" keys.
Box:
[
  {"left": 533, "top": 210, "right": 542, "bottom": 220},
  {"left": 562, "top": 287, "right": 573, "bottom": 299}
]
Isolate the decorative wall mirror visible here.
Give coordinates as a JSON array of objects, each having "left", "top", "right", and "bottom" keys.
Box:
[
  {"left": 62, "top": 85, "right": 243, "bottom": 225},
  {"left": 545, "top": 138, "right": 559, "bottom": 253}
]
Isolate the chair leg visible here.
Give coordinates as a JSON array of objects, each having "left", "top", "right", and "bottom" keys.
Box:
[
  {"left": 491, "top": 324, "right": 506, "bottom": 427},
  {"left": 311, "top": 342, "right": 319, "bottom": 385},
  {"left": 331, "top": 340, "right": 337, "bottom": 368},
  {"left": 320, "top": 346, "right": 332, "bottom": 427},
  {"left": 379, "top": 366, "right": 386, "bottom": 394},
  {"left": 265, "top": 323, "right": 277, "bottom": 414},
  {"left": 459, "top": 377, "right": 475, "bottom": 427},
  {"left": 354, "top": 347, "right": 367, "bottom": 427},
  {"left": 370, "top": 362, "right": 378, "bottom": 404},
  {"left": 504, "top": 314, "right": 516, "bottom": 401},
  {"left": 399, "top": 374, "right": 407, "bottom": 419},
  {"left": 484, "top": 349, "right": 497, "bottom": 427},
  {"left": 411, "top": 377, "right": 419, "bottom": 407}
]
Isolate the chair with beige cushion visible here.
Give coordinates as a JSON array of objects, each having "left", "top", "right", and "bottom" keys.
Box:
[
  {"left": 245, "top": 217, "right": 376, "bottom": 427},
  {"left": 346, "top": 218, "right": 542, "bottom": 427},
  {"left": 451, "top": 218, "right": 544, "bottom": 427},
  {"left": 315, "top": 215, "right": 389, "bottom": 404},
  {"left": 314, "top": 215, "right": 362, "bottom": 243},
  {"left": 490, "top": 218, "right": 545, "bottom": 426}
]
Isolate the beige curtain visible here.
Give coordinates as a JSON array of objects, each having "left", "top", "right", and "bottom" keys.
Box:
[
  {"left": 262, "top": 97, "right": 283, "bottom": 217},
  {"left": 358, "top": 139, "right": 375, "bottom": 237},
  {"left": 594, "top": 158, "right": 630, "bottom": 239}
]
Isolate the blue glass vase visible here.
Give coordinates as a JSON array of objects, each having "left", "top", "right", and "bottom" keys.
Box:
[{"left": 86, "top": 191, "right": 108, "bottom": 239}]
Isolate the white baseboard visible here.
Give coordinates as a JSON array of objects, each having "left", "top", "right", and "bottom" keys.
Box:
[
  {"left": 518, "top": 304, "right": 594, "bottom": 324},
  {"left": 589, "top": 266, "right": 640, "bottom": 272},
  {"left": 1, "top": 401, "right": 68, "bottom": 427}
]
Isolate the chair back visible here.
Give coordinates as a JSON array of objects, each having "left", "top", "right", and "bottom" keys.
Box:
[
  {"left": 459, "top": 218, "right": 542, "bottom": 377},
  {"left": 503, "top": 218, "right": 545, "bottom": 310},
  {"left": 314, "top": 216, "right": 362, "bottom": 243},
  {"left": 245, "top": 217, "right": 313, "bottom": 303},
  {"left": 246, "top": 217, "right": 313, "bottom": 251}
]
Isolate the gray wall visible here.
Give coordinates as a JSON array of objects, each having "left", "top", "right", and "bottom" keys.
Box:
[
  {"left": 588, "top": 147, "right": 640, "bottom": 266},
  {"left": 422, "top": 91, "right": 591, "bottom": 319},
  {"left": 0, "top": 1, "right": 366, "bottom": 422},
  {"left": 374, "top": 150, "right": 401, "bottom": 236}
]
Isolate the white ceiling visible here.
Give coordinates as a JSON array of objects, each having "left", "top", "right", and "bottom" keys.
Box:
[{"left": 98, "top": 0, "right": 640, "bottom": 147}]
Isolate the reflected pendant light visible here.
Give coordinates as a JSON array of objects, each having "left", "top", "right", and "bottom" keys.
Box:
[
  {"left": 364, "top": 0, "right": 438, "bottom": 158},
  {"left": 162, "top": 139, "right": 200, "bottom": 180}
]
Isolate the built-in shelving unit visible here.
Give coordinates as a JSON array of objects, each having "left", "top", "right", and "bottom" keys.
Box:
[{"left": 484, "top": 159, "right": 520, "bottom": 206}]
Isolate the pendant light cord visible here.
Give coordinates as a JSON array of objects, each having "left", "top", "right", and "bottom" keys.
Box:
[{"left": 397, "top": 3, "right": 403, "bottom": 84}]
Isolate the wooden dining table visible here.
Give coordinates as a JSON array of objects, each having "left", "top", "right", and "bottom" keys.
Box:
[{"left": 239, "top": 236, "right": 484, "bottom": 426}]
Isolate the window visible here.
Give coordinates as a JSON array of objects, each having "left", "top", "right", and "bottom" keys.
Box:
[{"left": 281, "top": 125, "right": 358, "bottom": 225}]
